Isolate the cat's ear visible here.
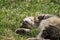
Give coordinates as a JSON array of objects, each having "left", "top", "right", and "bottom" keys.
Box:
[
  {"left": 38, "top": 15, "right": 44, "bottom": 21},
  {"left": 34, "top": 17, "right": 39, "bottom": 23},
  {"left": 34, "top": 15, "right": 44, "bottom": 23}
]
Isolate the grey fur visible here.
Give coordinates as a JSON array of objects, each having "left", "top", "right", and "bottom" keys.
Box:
[{"left": 15, "top": 14, "right": 60, "bottom": 40}]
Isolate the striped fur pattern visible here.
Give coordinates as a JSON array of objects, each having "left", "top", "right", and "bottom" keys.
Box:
[{"left": 15, "top": 14, "right": 60, "bottom": 40}]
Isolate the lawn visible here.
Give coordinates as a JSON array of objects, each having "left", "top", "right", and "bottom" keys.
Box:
[{"left": 0, "top": 0, "right": 60, "bottom": 40}]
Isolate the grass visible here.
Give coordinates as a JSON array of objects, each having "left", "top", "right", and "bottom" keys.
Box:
[{"left": 0, "top": 0, "right": 60, "bottom": 40}]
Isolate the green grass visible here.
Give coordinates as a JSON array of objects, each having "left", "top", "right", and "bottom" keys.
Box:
[{"left": 0, "top": 0, "right": 60, "bottom": 40}]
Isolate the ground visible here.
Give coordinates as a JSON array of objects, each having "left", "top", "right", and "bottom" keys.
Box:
[{"left": 0, "top": 0, "right": 60, "bottom": 40}]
